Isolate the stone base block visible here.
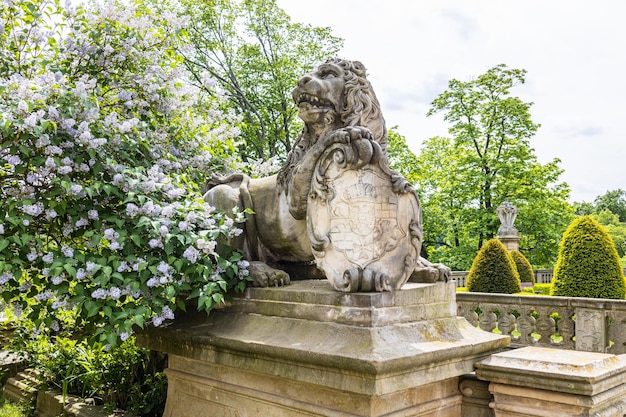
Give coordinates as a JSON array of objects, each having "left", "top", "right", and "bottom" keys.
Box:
[
  {"left": 476, "top": 347, "right": 626, "bottom": 417},
  {"left": 460, "top": 373, "right": 493, "bottom": 417},
  {"left": 138, "top": 280, "right": 509, "bottom": 417},
  {"left": 163, "top": 355, "right": 462, "bottom": 417}
]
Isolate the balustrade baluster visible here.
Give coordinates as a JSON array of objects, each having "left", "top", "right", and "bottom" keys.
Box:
[
  {"left": 607, "top": 311, "right": 626, "bottom": 354},
  {"left": 497, "top": 309, "right": 516, "bottom": 337},
  {"left": 457, "top": 302, "right": 479, "bottom": 327},
  {"left": 534, "top": 306, "right": 556, "bottom": 346},
  {"left": 556, "top": 307, "right": 575, "bottom": 350},
  {"left": 478, "top": 307, "right": 497, "bottom": 333}
]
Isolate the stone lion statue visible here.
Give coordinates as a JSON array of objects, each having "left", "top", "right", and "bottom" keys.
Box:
[{"left": 205, "top": 58, "right": 449, "bottom": 288}]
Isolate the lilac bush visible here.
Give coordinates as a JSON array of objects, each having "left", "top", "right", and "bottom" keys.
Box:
[{"left": 0, "top": 0, "right": 249, "bottom": 346}]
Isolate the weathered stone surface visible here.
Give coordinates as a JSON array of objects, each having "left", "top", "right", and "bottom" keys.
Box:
[
  {"left": 476, "top": 347, "right": 626, "bottom": 416},
  {"left": 459, "top": 373, "right": 493, "bottom": 417},
  {"left": 203, "top": 58, "right": 449, "bottom": 291},
  {"left": 138, "top": 280, "right": 509, "bottom": 416},
  {"left": 2, "top": 369, "right": 40, "bottom": 404},
  {"left": 234, "top": 279, "right": 456, "bottom": 326},
  {"left": 496, "top": 199, "right": 520, "bottom": 251},
  {"left": 307, "top": 135, "right": 421, "bottom": 292}
]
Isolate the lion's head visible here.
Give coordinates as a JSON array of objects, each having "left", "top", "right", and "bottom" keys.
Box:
[{"left": 278, "top": 58, "right": 387, "bottom": 190}]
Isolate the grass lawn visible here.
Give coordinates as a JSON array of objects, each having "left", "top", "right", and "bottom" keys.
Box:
[{"left": 0, "top": 396, "right": 28, "bottom": 417}]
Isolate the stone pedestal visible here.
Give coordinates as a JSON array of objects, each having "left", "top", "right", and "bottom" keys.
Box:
[
  {"left": 497, "top": 233, "right": 520, "bottom": 251},
  {"left": 475, "top": 347, "right": 626, "bottom": 417},
  {"left": 137, "top": 280, "right": 509, "bottom": 417}
]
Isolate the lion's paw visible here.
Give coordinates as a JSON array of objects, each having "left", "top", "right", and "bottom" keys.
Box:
[
  {"left": 344, "top": 126, "right": 373, "bottom": 141},
  {"left": 322, "top": 126, "right": 373, "bottom": 147},
  {"left": 248, "top": 261, "right": 291, "bottom": 287},
  {"left": 409, "top": 261, "right": 451, "bottom": 283}
]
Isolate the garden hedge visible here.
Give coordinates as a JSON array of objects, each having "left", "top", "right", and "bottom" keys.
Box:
[
  {"left": 551, "top": 215, "right": 625, "bottom": 299},
  {"left": 510, "top": 250, "right": 535, "bottom": 284},
  {"left": 466, "top": 238, "right": 522, "bottom": 294}
]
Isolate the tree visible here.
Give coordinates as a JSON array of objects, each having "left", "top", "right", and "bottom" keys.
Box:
[
  {"left": 386, "top": 127, "right": 420, "bottom": 186},
  {"left": 466, "top": 239, "right": 521, "bottom": 294},
  {"left": 174, "top": 0, "right": 343, "bottom": 162},
  {"left": 594, "top": 189, "right": 626, "bottom": 222},
  {"left": 551, "top": 216, "right": 625, "bottom": 299},
  {"left": 0, "top": 0, "right": 247, "bottom": 346},
  {"left": 414, "top": 64, "right": 572, "bottom": 270}
]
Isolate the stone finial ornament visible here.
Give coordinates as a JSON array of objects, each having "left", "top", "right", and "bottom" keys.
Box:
[
  {"left": 204, "top": 59, "right": 449, "bottom": 292},
  {"left": 496, "top": 198, "right": 519, "bottom": 236}
]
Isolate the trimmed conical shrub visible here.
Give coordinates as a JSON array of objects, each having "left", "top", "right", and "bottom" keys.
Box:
[
  {"left": 467, "top": 238, "right": 522, "bottom": 294},
  {"left": 511, "top": 250, "right": 535, "bottom": 285},
  {"left": 551, "top": 216, "right": 625, "bottom": 299}
]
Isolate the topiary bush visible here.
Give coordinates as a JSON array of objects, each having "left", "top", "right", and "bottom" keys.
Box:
[
  {"left": 551, "top": 216, "right": 625, "bottom": 299},
  {"left": 510, "top": 250, "right": 535, "bottom": 284},
  {"left": 466, "top": 238, "right": 522, "bottom": 294}
]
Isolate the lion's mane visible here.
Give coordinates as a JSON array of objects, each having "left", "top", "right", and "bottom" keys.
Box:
[{"left": 277, "top": 58, "right": 387, "bottom": 191}]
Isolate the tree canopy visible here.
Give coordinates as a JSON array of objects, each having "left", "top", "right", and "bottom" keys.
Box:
[
  {"left": 173, "top": 0, "right": 343, "bottom": 163},
  {"left": 594, "top": 189, "right": 626, "bottom": 222},
  {"left": 410, "top": 64, "right": 572, "bottom": 270}
]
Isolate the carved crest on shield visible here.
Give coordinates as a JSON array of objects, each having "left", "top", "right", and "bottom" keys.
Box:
[
  {"left": 307, "top": 137, "right": 421, "bottom": 292},
  {"left": 328, "top": 170, "right": 405, "bottom": 268}
]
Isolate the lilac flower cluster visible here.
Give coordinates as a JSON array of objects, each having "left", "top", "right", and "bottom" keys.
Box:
[
  {"left": 0, "top": 0, "right": 246, "bottom": 346},
  {"left": 90, "top": 285, "right": 141, "bottom": 301},
  {"left": 151, "top": 305, "right": 175, "bottom": 327}
]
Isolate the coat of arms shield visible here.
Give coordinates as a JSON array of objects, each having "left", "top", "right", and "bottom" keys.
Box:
[{"left": 307, "top": 136, "right": 422, "bottom": 292}]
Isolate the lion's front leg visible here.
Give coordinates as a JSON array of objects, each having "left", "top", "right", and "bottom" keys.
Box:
[
  {"left": 409, "top": 257, "right": 451, "bottom": 283},
  {"left": 248, "top": 261, "right": 291, "bottom": 287}
]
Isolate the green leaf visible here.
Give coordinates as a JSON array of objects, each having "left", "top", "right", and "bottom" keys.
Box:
[
  {"left": 130, "top": 234, "right": 141, "bottom": 246},
  {"left": 63, "top": 264, "right": 76, "bottom": 277},
  {"left": 85, "top": 301, "right": 100, "bottom": 318}
]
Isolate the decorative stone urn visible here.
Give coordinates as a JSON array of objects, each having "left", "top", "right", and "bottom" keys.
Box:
[{"left": 496, "top": 198, "right": 521, "bottom": 251}]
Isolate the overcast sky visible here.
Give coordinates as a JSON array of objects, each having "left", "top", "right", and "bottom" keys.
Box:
[{"left": 276, "top": 0, "right": 626, "bottom": 203}]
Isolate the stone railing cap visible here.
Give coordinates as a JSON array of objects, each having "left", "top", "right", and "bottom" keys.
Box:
[{"left": 476, "top": 346, "right": 626, "bottom": 396}]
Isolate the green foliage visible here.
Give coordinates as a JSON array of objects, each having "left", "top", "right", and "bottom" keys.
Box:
[
  {"left": 573, "top": 190, "right": 626, "bottom": 258},
  {"left": 532, "top": 283, "right": 552, "bottom": 295},
  {"left": 466, "top": 239, "right": 521, "bottom": 294},
  {"left": 168, "top": 0, "right": 343, "bottom": 163},
  {"left": 594, "top": 189, "right": 626, "bottom": 222},
  {"left": 0, "top": 396, "right": 28, "bottom": 417},
  {"left": 551, "top": 216, "right": 625, "bottom": 299},
  {"left": 0, "top": 0, "right": 250, "bottom": 347},
  {"left": 510, "top": 250, "right": 534, "bottom": 284},
  {"left": 414, "top": 65, "right": 572, "bottom": 269},
  {"left": 14, "top": 333, "right": 166, "bottom": 416},
  {"left": 387, "top": 127, "right": 420, "bottom": 186}
]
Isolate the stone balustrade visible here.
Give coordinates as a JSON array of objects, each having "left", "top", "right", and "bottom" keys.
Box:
[{"left": 457, "top": 291, "right": 626, "bottom": 354}]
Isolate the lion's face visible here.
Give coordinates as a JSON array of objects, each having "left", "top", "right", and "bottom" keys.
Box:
[
  {"left": 292, "top": 62, "right": 345, "bottom": 125},
  {"left": 291, "top": 58, "right": 386, "bottom": 149},
  {"left": 278, "top": 59, "right": 387, "bottom": 191}
]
